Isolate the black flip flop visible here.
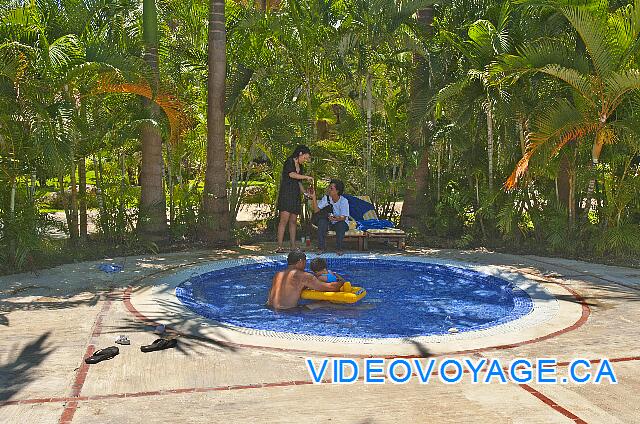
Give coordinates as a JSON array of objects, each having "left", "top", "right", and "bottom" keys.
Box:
[
  {"left": 85, "top": 346, "right": 119, "bottom": 364},
  {"left": 140, "top": 338, "right": 177, "bottom": 353}
]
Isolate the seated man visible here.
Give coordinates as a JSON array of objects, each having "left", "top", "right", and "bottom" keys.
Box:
[
  {"left": 310, "top": 179, "right": 350, "bottom": 255},
  {"left": 267, "top": 250, "right": 343, "bottom": 310}
]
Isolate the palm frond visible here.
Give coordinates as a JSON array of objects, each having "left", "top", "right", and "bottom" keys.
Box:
[
  {"left": 94, "top": 79, "right": 190, "bottom": 145},
  {"left": 48, "top": 34, "right": 83, "bottom": 71},
  {"left": 467, "top": 19, "right": 499, "bottom": 62},
  {"left": 538, "top": 63, "right": 594, "bottom": 104},
  {"left": 491, "top": 37, "right": 589, "bottom": 86},
  {"left": 505, "top": 99, "right": 598, "bottom": 189},
  {"left": 225, "top": 63, "right": 254, "bottom": 114},
  {"left": 610, "top": 0, "right": 640, "bottom": 66},
  {"left": 561, "top": 6, "right": 615, "bottom": 77},
  {"left": 604, "top": 69, "right": 640, "bottom": 113}
]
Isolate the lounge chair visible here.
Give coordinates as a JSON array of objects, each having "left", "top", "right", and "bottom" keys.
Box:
[
  {"left": 343, "top": 195, "right": 407, "bottom": 250},
  {"left": 306, "top": 195, "right": 406, "bottom": 251}
]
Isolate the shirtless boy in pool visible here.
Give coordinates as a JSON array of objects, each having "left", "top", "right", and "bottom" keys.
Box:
[{"left": 267, "top": 250, "right": 343, "bottom": 310}]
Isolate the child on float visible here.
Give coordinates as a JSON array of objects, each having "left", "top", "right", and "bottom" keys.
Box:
[{"left": 309, "top": 258, "right": 346, "bottom": 284}]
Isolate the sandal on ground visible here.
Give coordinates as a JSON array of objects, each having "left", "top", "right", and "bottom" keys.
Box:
[
  {"left": 85, "top": 346, "right": 119, "bottom": 364},
  {"left": 140, "top": 338, "right": 177, "bottom": 353},
  {"left": 115, "top": 335, "right": 130, "bottom": 345},
  {"left": 274, "top": 247, "right": 288, "bottom": 254}
]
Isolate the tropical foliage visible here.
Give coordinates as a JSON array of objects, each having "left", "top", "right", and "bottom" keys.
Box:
[{"left": 1, "top": 0, "right": 638, "bottom": 273}]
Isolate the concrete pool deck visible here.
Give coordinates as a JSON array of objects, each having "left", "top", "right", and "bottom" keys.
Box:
[{"left": 1, "top": 244, "right": 639, "bottom": 423}]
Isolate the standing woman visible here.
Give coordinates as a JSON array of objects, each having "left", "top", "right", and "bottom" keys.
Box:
[{"left": 275, "top": 145, "right": 313, "bottom": 252}]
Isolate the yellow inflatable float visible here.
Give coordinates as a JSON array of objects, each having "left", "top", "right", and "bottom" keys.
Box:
[{"left": 300, "top": 282, "right": 367, "bottom": 304}]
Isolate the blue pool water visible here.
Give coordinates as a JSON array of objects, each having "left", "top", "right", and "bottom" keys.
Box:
[{"left": 175, "top": 258, "right": 533, "bottom": 338}]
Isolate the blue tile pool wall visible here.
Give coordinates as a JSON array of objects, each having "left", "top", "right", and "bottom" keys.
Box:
[{"left": 175, "top": 258, "right": 534, "bottom": 339}]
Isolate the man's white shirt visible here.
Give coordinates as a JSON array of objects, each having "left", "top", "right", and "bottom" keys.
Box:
[{"left": 317, "top": 195, "right": 350, "bottom": 223}]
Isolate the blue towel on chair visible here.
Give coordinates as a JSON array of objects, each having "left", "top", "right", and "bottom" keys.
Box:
[
  {"left": 343, "top": 195, "right": 375, "bottom": 222},
  {"left": 356, "top": 219, "right": 396, "bottom": 231}
]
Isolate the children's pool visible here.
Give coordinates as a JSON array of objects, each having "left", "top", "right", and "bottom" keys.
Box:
[{"left": 175, "top": 257, "right": 533, "bottom": 339}]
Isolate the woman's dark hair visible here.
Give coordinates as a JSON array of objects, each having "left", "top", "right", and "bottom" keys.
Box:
[
  {"left": 330, "top": 179, "right": 345, "bottom": 196},
  {"left": 310, "top": 258, "right": 328, "bottom": 273},
  {"left": 291, "top": 144, "right": 311, "bottom": 159}
]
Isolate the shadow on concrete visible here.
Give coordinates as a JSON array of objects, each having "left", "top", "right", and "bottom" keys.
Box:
[
  {"left": 0, "top": 332, "right": 54, "bottom": 401},
  {"left": 407, "top": 340, "right": 433, "bottom": 358},
  {"left": 0, "top": 295, "right": 100, "bottom": 313},
  {"left": 0, "top": 295, "right": 100, "bottom": 327},
  {"left": 106, "top": 293, "right": 239, "bottom": 356},
  {"left": 489, "top": 268, "right": 640, "bottom": 307}
]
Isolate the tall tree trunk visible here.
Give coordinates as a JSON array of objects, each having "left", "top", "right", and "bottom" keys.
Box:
[
  {"left": 201, "top": 0, "right": 231, "bottom": 244},
  {"left": 93, "top": 155, "right": 104, "bottom": 213},
  {"left": 517, "top": 118, "right": 526, "bottom": 156},
  {"left": 8, "top": 177, "right": 16, "bottom": 262},
  {"left": 568, "top": 161, "right": 576, "bottom": 227},
  {"left": 365, "top": 72, "right": 373, "bottom": 194},
  {"left": 486, "top": 97, "right": 494, "bottom": 192},
  {"left": 436, "top": 142, "right": 441, "bottom": 202},
  {"left": 78, "top": 157, "right": 87, "bottom": 240},
  {"left": 166, "top": 143, "right": 174, "bottom": 228},
  {"left": 582, "top": 131, "right": 606, "bottom": 221},
  {"left": 557, "top": 151, "right": 576, "bottom": 225},
  {"left": 475, "top": 174, "right": 487, "bottom": 239},
  {"left": 120, "top": 151, "right": 127, "bottom": 225},
  {"left": 557, "top": 154, "right": 570, "bottom": 207},
  {"left": 401, "top": 147, "right": 431, "bottom": 228},
  {"left": 9, "top": 177, "right": 16, "bottom": 218},
  {"left": 59, "top": 174, "right": 71, "bottom": 236},
  {"left": 29, "top": 173, "right": 36, "bottom": 198},
  {"left": 305, "top": 75, "right": 315, "bottom": 141},
  {"left": 229, "top": 129, "right": 239, "bottom": 222},
  {"left": 69, "top": 156, "right": 79, "bottom": 241},
  {"left": 9, "top": 177, "right": 18, "bottom": 220},
  {"left": 138, "top": 0, "right": 167, "bottom": 240},
  {"left": 401, "top": 7, "right": 434, "bottom": 228}
]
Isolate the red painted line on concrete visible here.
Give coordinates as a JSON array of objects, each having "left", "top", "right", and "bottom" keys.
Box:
[
  {"left": 227, "top": 384, "right": 262, "bottom": 390},
  {"left": 58, "top": 291, "right": 115, "bottom": 424},
  {"left": 124, "top": 391, "right": 162, "bottom": 398},
  {"left": 2, "top": 355, "right": 637, "bottom": 408},
  {"left": 86, "top": 393, "right": 125, "bottom": 401},
  {"left": 58, "top": 401, "right": 78, "bottom": 424},
  {"left": 519, "top": 384, "right": 587, "bottom": 423},
  {"left": 123, "top": 280, "right": 591, "bottom": 359},
  {"left": 556, "top": 356, "right": 640, "bottom": 367}
]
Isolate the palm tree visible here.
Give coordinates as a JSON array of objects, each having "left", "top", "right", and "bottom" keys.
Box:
[
  {"left": 401, "top": 4, "right": 514, "bottom": 235},
  {"left": 501, "top": 2, "right": 640, "bottom": 195},
  {"left": 343, "top": 0, "right": 437, "bottom": 195},
  {"left": 402, "top": 5, "right": 436, "bottom": 228},
  {"left": 272, "top": 0, "right": 339, "bottom": 143},
  {"left": 201, "top": 0, "right": 231, "bottom": 243},
  {"left": 440, "top": 4, "right": 513, "bottom": 191},
  {"left": 138, "top": 0, "right": 168, "bottom": 240},
  {"left": 0, "top": 0, "right": 85, "bottom": 263}
]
